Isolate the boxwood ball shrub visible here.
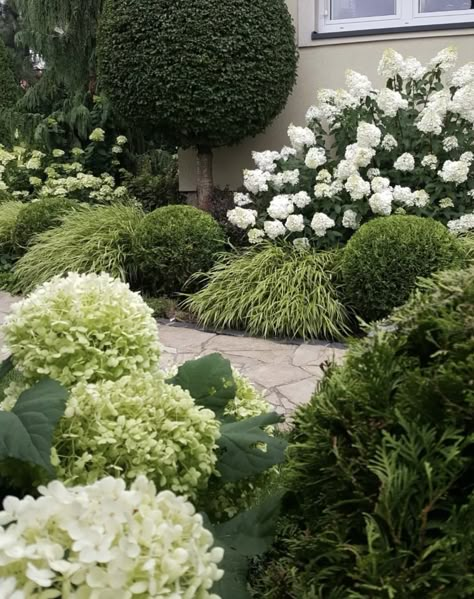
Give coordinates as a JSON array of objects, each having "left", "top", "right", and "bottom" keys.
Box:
[
  {"left": 185, "top": 242, "right": 349, "bottom": 340},
  {"left": 134, "top": 205, "right": 225, "bottom": 294},
  {"left": 2, "top": 272, "right": 160, "bottom": 387},
  {"left": 255, "top": 265, "right": 474, "bottom": 598},
  {"left": 341, "top": 215, "right": 463, "bottom": 321},
  {"left": 0, "top": 476, "right": 224, "bottom": 597},
  {"left": 12, "top": 197, "right": 77, "bottom": 252}
]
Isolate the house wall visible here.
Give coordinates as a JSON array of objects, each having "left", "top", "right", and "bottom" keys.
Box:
[{"left": 178, "top": 0, "right": 474, "bottom": 193}]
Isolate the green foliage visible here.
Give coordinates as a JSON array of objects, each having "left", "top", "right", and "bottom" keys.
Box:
[
  {"left": 134, "top": 204, "right": 225, "bottom": 294},
  {"left": 341, "top": 215, "right": 463, "bottom": 322},
  {"left": 0, "top": 200, "right": 23, "bottom": 254},
  {"left": 12, "top": 203, "right": 144, "bottom": 293},
  {"left": 256, "top": 266, "right": 474, "bottom": 598},
  {"left": 98, "top": 0, "right": 297, "bottom": 149},
  {"left": 0, "top": 36, "right": 20, "bottom": 146},
  {"left": 12, "top": 197, "right": 77, "bottom": 252},
  {"left": 186, "top": 243, "right": 349, "bottom": 340}
]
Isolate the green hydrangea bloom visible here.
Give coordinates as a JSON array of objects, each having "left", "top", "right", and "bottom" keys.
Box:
[{"left": 2, "top": 272, "right": 160, "bottom": 387}]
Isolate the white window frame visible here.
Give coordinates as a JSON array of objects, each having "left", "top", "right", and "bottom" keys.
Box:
[{"left": 315, "top": 0, "right": 474, "bottom": 35}]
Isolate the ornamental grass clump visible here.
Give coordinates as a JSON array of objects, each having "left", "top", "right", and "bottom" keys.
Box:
[
  {"left": 226, "top": 47, "right": 474, "bottom": 247},
  {"left": 0, "top": 476, "right": 224, "bottom": 598},
  {"left": 341, "top": 215, "right": 464, "bottom": 321},
  {"left": 254, "top": 265, "right": 474, "bottom": 598},
  {"left": 185, "top": 242, "right": 349, "bottom": 340},
  {"left": 2, "top": 272, "right": 160, "bottom": 387},
  {"left": 0, "top": 201, "right": 23, "bottom": 254},
  {"left": 12, "top": 203, "right": 144, "bottom": 293}
]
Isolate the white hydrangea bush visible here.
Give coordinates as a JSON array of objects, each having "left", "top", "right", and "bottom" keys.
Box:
[
  {"left": 0, "top": 133, "right": 130, "bottom": 204},
  {"left": 0, "top": 476, "right": 223, "bottom": 598},
  {"left": 2, "top": 272, "right": 161, "bottom": 387},
  {"left": 228, "top": 47, "right": 474, "bottom": 247}
]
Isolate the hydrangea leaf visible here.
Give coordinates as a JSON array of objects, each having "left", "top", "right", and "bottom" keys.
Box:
[
  {"left": 0, "top": 378, "right": 67, "bottom": 474},
  {"left": 0, "top": 355, "right": 13, "bottom": 379},
  {"left": 168, "top": 353, "right": 236, "bottom": 417},
  {"left": 208, "top": 493, "right": 283, "bottom": 598},
  {"left": 217, "top": 412, "right": 287, "bottom": 482}
]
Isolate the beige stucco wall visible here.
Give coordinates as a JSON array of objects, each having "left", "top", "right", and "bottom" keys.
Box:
[{"left": 179, "top": 1, "right": 474, "bottom": 192}]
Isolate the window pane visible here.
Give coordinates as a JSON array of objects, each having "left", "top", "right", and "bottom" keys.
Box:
[
  {"left": 420, "top": 0, "right": 473, "bottom": 11},
  {"left": 331, "top": 0, "right": 396, "bottom": 19}
]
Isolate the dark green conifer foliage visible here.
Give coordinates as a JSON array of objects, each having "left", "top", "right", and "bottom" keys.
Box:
[{"left": 0, "top": 36, "right": 20, "bottom": 145}]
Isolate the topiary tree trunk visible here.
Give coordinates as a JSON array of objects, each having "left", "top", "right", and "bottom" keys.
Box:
[{"left": 197, "top": 146, "right": 213, "bottom": 212}]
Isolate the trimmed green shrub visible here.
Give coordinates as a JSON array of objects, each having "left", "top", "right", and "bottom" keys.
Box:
[
  {"left": 185, "top": 242, "right": 349, "bottom": 340},
  {"left": 12, "top": 203, "right": 144, "bottom": 293},
  {"left": 254, "top": 266, "right": 474, "bottom": 598},
  {"left": 134, "top": 205, "right": 225, "bottom": 294},
  {"left": 341, "top": 215, "right": 463, "bottom": 322},
  {"left": 0, "top": 200, "right": 23, "bottom": 253},
  {"left": 12, "top": 197, "right": 77, "bottom": 253},
  {"left": 0, "top": 37, "right": 20, "bottom": 146}
]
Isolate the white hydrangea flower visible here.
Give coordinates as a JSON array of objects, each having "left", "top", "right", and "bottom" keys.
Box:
[
  {"left": 293, "top": 237, "right": 311, "bottom": 250},
  {"left": 400, "top": 57, "right": 426, "bottom": 80},
  {"left": 314, "top": 183, "right": 333, "bottom": 198},
  {"left": 371, "top": 176, "right": 391, "bottom": 193},
  {"left": 264, "top": 220, "right": 286, "bottom": 239},
  {"left": 116, "top": 135, "right": 128, "bottom": 145},
  {"left": 279, "top": 146, "right": 297, "bottom": 161},
  {"left": 252, "top": 150, "right": 280, "bottom": 173},
  {"left": 25, "top": 157, "right": 41, "bottom": 170},
  {"left": 112, "top": 145, "right": 123, "bottom": 154},
  {"left": 334, "top": 159, "right": 357, "bottom": 181},
  {"left": 451, "top": 83, "right": 474, "bottom": 123},
  {"left": 0, "top": 476, "right": 224, "bottom": 597},
  {"left": 267, "top": 195, "right": 294, "bottom": 220},
  {"left": 342, "top": 209, "right": 359, "bottom": 230},
  {"left": 367, "top": 168, "right": 381, "bottom": 180},
  {"left": 243, "top": 169, "right": 271, "bottom": 194},
  {"left": 443, "top": 136, "right": 459, "bottom": 151},
  {"left": 285, "top": 214, "right": 305, "bottom": 232},
  {"left": 227, "top": 207, "right": 257, "bottom": 229},
  {"left": 248, "top": 228, "right": 265, "bottom": 244},
  {"left": 378, "top": 48, "right": 405, "bottom": 79},
  {"left": 421, "top": 154, "right": 438, "bottom": 170},
  {"left": 356, "top": 122, "right": 382, "bottom": 148},
  {"left": 344, "top": 144, "right": 375, "bottom": 168},
  {"left": 369, "top": 190, "right": 393, "bottom": 215},
  {"left": 438, "top": 160, "right": 470, "bottom": 185},
  {"left": 89, "top": 128, "right": 105, "bottom": 142},
  {"left": 234, "top": 192, "right": 253, "bottom": 206},
  {"left": 287, "top": 124, "right": 316, "bottom": 153},
  {"left": 394, "top": 152, "right": 415, "bottom": 172},
  {"left": 376, "top": 88, "right": 408, "bottom": 117},
  {"left": 451, "top": 62, "right": 474, "bottom": 87},
  {"left": 345, "top": 174, "right": 371, "bottom": 200},
  {"left": 393, "top": 185, "right": 414, "bottom": 206},
  {"left": 305, "top": 105, "right": 322, "bottom": 124},
  {"left": 430, "top": 46, "right": 458, "bottom": 71},
  {"left": 292, "top": 190, "right": 311, "bottom": 208},
  {"left": 460, "top": 151, "right": 474, "bottom": 164},
  {"left": 305, "top": 147, "right": 327, "bottom": 169},
  {"left": 416, "top": 108, "right": 443, "bottom": 135},
  {"left": 270, "top": 169, "right": 300, "bottom": 191},
  {"left": 52, "top": 149, "right": 65, "bottom": 158},
  {"left": 439, "top": 197, "right": 455, "bottom": 209},
  {"left": 316, "top": 169, "right": 332, "bottom": 183},
  {"left": 447, "top": 212, "right": 474, "bottom": 233},
  {"left": 310, "top": 213, "right": 335, "bottom": 237},
  {"left": 345, "top": 69, "right": 372, "bottom": 99},
  {"left": 334, "top": 89, "right": 358, "bottom": 111},
  {"left": 412, "top": 190, "right": 430, "bottom": 207},
  {"left": 379, "top": 134, "right": 398, "bottom": 152}
]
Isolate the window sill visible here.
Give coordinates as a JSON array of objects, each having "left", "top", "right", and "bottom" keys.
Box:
[{"left": 311, "top": 21, "right": 474, "bottom": 41}]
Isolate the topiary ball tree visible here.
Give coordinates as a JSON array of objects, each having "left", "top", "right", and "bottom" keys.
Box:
[
  {"left": 98, "top": 0, "right": 298, "bottom": 211},
  {"left": 0, "top": 37, "right": 20, "bottom": 146}
]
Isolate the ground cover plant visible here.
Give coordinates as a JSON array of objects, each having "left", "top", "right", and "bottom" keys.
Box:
[
  {"left": 0, "top": 272, "right": 287, "bottom": 596},
  {"left": 341, "top": 215, "right": 464, "bottom": 321},
  {"left": 252, "top": 265, "right": 474, "bottom": 598},
  {"left": 185, "top": 242, "right": 349, "bottom": 340},
  {"left": 226, "top": 47, "right": 474, "bottom": 247}
]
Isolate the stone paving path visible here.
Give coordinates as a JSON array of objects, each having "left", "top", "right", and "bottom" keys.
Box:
[{"left": 0, "top": 292, "right": 347, "bottom": 414}]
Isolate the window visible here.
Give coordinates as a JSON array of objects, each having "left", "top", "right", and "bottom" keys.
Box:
[{"left": 315, "top": 0, "right": 474, "bottom": 35}]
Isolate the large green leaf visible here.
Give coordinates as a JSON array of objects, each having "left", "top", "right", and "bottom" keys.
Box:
[
  {"left": 217, "top": 412, "right": 287, "bottom": 482},
  {"left": 0, "top": 378, "right": 68, "bottom": 474},
  {"left": 208, "top": 494, "right": 283, "bottom": 598},
  {"left": 168, "top": 353, "right": 236, "bottom": 417}
]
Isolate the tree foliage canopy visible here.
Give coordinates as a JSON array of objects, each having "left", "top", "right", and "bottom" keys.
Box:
[{"left": 98, "top": 0, "right": 298, "bottom": 148}]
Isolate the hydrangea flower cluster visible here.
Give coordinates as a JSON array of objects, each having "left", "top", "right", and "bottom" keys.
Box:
[
  {"left": 0, "top": 476, "right": 224, "bottom": 598},
  {"left": 227, "top": 47, "right": 474, "bottom": 247},
  {"left": 2, "top": 272, "right": 161, "bottom": 387},
  {"left": 0, "top": 137, "right": 130, "bottom": 204}
]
